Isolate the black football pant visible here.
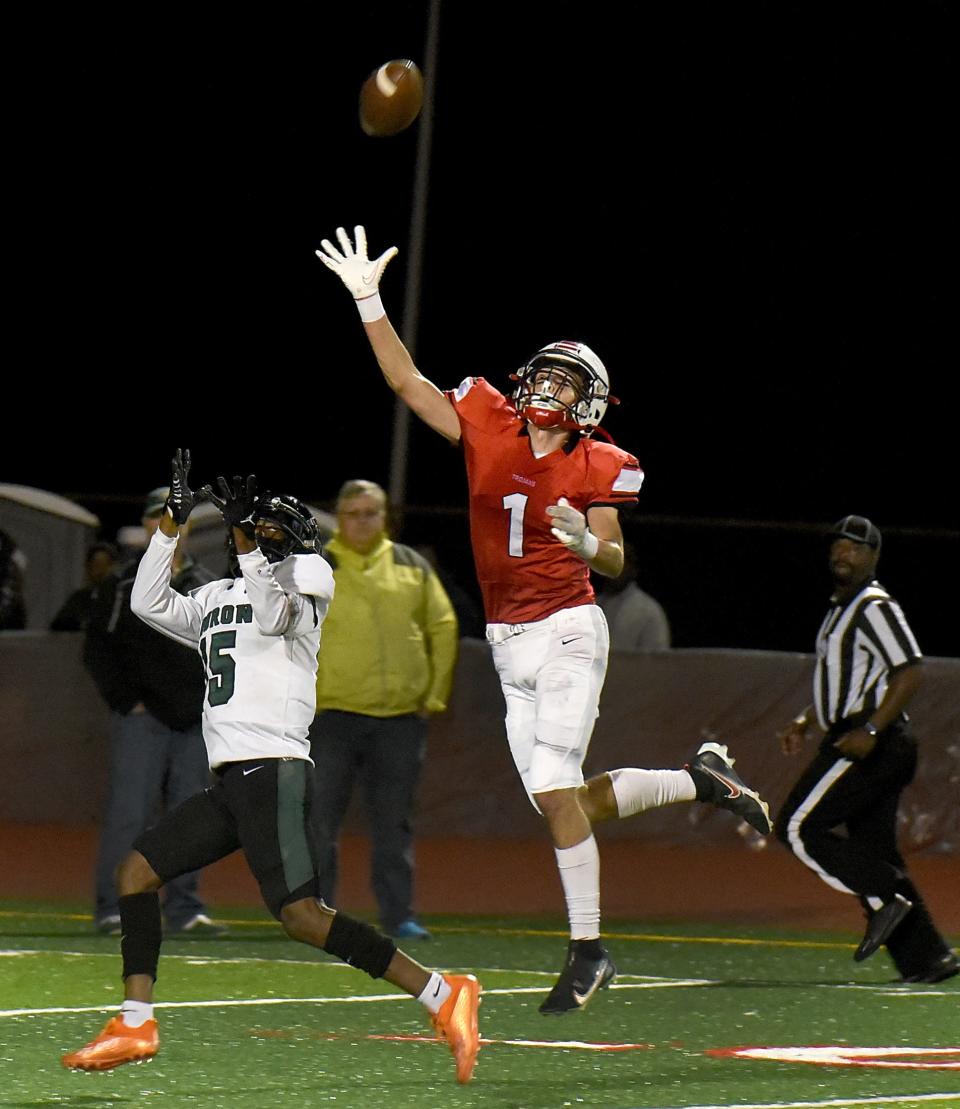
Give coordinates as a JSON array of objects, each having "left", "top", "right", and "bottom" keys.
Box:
[{"left": 774, "top": 724, "right": 953, "bottom": 977}]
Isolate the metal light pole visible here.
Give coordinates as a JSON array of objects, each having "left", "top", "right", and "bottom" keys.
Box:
[{"left": 389, "top": 0, "right": 441, "bottom": 521}]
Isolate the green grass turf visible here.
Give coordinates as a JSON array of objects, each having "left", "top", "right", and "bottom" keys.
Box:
[{"left": 1, "top": 899, "right": 957, "bottom": 1109}]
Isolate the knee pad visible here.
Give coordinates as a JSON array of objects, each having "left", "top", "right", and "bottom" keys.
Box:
[
  {"left": 528, "top": 739, "right": 584, "bottom": 795},
  {"left": 323, "top": 911, "right": 396, "bottom": 979}
]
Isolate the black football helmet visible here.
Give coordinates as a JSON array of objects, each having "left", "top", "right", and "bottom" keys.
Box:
[{"left": 255, "top": 492, "right": 321, "bottom": 564}]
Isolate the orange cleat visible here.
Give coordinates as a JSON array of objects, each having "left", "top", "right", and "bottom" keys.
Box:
[
  {"left": 62, "top": 1015, "right": 159, "bottom": 1071},
  {"left": 430, "top": 973, "right": 481, "bottom": 1084}
]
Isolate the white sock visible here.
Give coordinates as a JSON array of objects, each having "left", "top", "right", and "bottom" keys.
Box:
[
  {"left": 119, "top": 1000, "right": 154, "bottom": 1027},
  {"left": 609, "top": 768, "right": 696, "bottom": 818},
  {"left": 417, "top": 971, "right": 451, "bottom": 1014},
  {"left": 555, "top": 835, "right": 601, "bottom": 940}
]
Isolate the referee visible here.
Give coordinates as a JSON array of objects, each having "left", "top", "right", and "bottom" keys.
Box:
[{"left": 775, "top": 515, "right": 957, "bottom": 983}]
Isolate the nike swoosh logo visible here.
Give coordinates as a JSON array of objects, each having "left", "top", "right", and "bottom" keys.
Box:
[
  {"left": 243, "top": 766, "right": 264, "bottom": 777},
  {"left": 432, "top": 981, "right": 442, "bottom": 997},
  {"left": 703, "top": 766, "right": 741, "bottom": 799},
  {"left": 561, "top": 636, "right": 582, "bottom": 645}
]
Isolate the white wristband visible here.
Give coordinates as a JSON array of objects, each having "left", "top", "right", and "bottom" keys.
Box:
[
  {"left": 355, "top": 291, "right": 385, "bottom": 322},
  {"left": 579, "top": 530, "right": 600, "bottom": 560}
]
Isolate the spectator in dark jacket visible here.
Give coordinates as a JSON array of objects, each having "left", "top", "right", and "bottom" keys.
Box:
[
  {"left": 83, "top": 488, "right": 223, "bottom": 935},
  {"left": 50, "top": 542, "right": 120, "bottom": 632}
]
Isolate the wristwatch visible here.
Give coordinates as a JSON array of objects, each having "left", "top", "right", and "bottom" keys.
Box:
[{"left": 863, "top": 722, "right": 879, "bottom": 736}]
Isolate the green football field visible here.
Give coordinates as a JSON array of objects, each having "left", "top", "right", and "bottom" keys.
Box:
[{"left": 1, "top": 900, "right": 957, "bottom": 1109}]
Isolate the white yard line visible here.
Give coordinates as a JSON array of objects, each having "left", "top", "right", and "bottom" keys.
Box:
[
  {"left": 646, "top": 1096, "right": 960, "bottom": 1109},
  {"left": 1, "top": 994, "right": 409, "bottom": 1017},
  {"left": 4, "top": 975, "right": 956, "bottom": 1019},
  {"left": 0, "top": 978, "right": 721, "bottom": 1018},
  {"left": 2, "top": 948, "right": 955, "bottom": 1016}
]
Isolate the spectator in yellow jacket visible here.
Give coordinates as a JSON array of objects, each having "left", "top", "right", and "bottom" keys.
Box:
[{"left": 309, "top": 479, "right": 458, "bottom": 939}]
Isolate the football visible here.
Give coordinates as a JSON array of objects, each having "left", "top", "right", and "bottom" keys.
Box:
[{"left": 359, "top": 59, "right": 424, "bottom": 137}]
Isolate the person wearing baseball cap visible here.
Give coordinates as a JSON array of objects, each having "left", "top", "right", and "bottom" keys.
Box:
[
  {"left": 774, "top": 515, "right": 957, "bottom": 984},
  {"left": 82, "top": 486, "right": 225, "bottom": 939},
  {"left": 142, "top": 487, "right": 171, "bottom": 521},
  {"left": 830, "top": 514, "right": 882, "bottom": 550}
]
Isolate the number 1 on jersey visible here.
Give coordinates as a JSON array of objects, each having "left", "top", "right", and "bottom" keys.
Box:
[{"left": 503, "top": 493, "right": 528, "bottom": 558}]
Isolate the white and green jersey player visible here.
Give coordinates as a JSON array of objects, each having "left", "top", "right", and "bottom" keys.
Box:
[
  {"left": 132, "top": 526, "right": 334, "bottom": 768},
  {"left": 62, "top": 460, "right": 481, "bottom": 1084}
]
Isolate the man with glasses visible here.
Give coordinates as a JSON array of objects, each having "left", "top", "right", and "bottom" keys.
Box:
[{"left": 309, "top": 479, "right": 459, "bottom": 940}]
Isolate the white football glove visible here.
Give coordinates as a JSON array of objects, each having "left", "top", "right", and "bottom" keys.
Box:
[
  {"left": 546, "top": 497, "right": 599, "bottom": 560},
  {"left": 315, "top": 225, "right": 397, "bottom": 300}
]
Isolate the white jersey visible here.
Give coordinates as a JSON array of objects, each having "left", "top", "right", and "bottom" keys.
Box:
[{"left": 131, "top": 530, "right": 335, "bottom": 768}]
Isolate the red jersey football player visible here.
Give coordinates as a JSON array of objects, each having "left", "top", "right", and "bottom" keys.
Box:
[{"left": 318, "top": 226, "right": 772, "bottom": 1014}]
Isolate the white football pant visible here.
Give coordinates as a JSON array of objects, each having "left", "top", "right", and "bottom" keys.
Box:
[{"left": 487, "top": 604, "right": 609, "bottom": 807}]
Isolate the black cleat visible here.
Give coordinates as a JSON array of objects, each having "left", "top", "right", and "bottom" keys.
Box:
[
  {"left": 898, "top": 951, "right": 958, "bottom": 984},
  {"left": 686, "top": 741, "right": 772, "bottom": 835},
  {"left": 539, "top": 941, "right": 616, "bottom": 1015},
  {"left": 854, "top": 894, "right": 913, "bottom": 962}
]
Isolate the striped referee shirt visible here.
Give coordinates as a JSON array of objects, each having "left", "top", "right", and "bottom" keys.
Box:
[{"left": 813, "top": 578, "right": 922, "bottom": 732}]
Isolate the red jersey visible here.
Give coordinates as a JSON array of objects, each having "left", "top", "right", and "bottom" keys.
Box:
[{"left": 447, "top": 377, "right": 643, "bottom": 624}]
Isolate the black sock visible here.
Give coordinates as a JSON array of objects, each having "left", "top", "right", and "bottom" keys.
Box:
[
  {"left": 573, "top": 937, "right": 604, "bottom": 960},
  {"left": 119, "top": 891, "right": 162, "bottom": 982}
]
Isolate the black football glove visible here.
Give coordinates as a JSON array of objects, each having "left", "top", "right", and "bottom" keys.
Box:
[
  {"left": 203, "top": 474, "right": 258, "bottom": 533},
  {"left": 166, "top": 448, "right": 203, "bottom": 525}
]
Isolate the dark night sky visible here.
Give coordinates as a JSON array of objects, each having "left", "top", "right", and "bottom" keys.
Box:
[{"left": 6, "top": 2, "right": 957, "bottom": 652}]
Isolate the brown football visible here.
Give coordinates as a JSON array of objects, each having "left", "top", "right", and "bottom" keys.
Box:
[{"left": 359, "top": 59, "right": 424, "bottom": 137}]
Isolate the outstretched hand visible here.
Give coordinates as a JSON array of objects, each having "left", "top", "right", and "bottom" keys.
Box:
[
  {"left": 202, "top": 475, "right": 259, "bottom": 533},
  {"left": 315, "top": 225, "right": 398, "bottom": 300},
  {"left": 166, "top": 448, "right": 203, "bottom": 525}
]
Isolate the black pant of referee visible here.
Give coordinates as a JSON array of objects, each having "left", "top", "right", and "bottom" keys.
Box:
[{"left": 775, "top": 721, "right": 954, "bottom": 979}]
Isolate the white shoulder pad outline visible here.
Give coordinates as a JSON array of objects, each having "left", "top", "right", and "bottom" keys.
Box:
[
  {"left": 453, "top": 376, "right": 477, "bottom": 402},
  {"left": 273, "top": 554, "right": 335, "bottom": 601},
  {"left": 613, "top": 466, "right": 644, "bottom": 494}
]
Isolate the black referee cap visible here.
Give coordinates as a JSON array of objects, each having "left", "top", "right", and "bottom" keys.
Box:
[{"left": 831, "top": 515, "right": 882, "bottom": 550}]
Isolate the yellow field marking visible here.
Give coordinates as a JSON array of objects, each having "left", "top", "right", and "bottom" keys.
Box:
[
  {"left": 0, "top": 909, "right": 270, "bottom": 928},
  {"left": 434, "top": 923, "right": 852, "bottom": 951},
  {"left": 0, "top": 908, "right": 879, "bottom": 951},
  {"left": 662, "top": 1095, "right": 960, "bottom": 1109}
]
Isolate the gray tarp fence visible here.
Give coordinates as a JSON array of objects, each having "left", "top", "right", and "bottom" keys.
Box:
[{"left": 1, "top": 635, "right": 956, "bottom": 851}]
